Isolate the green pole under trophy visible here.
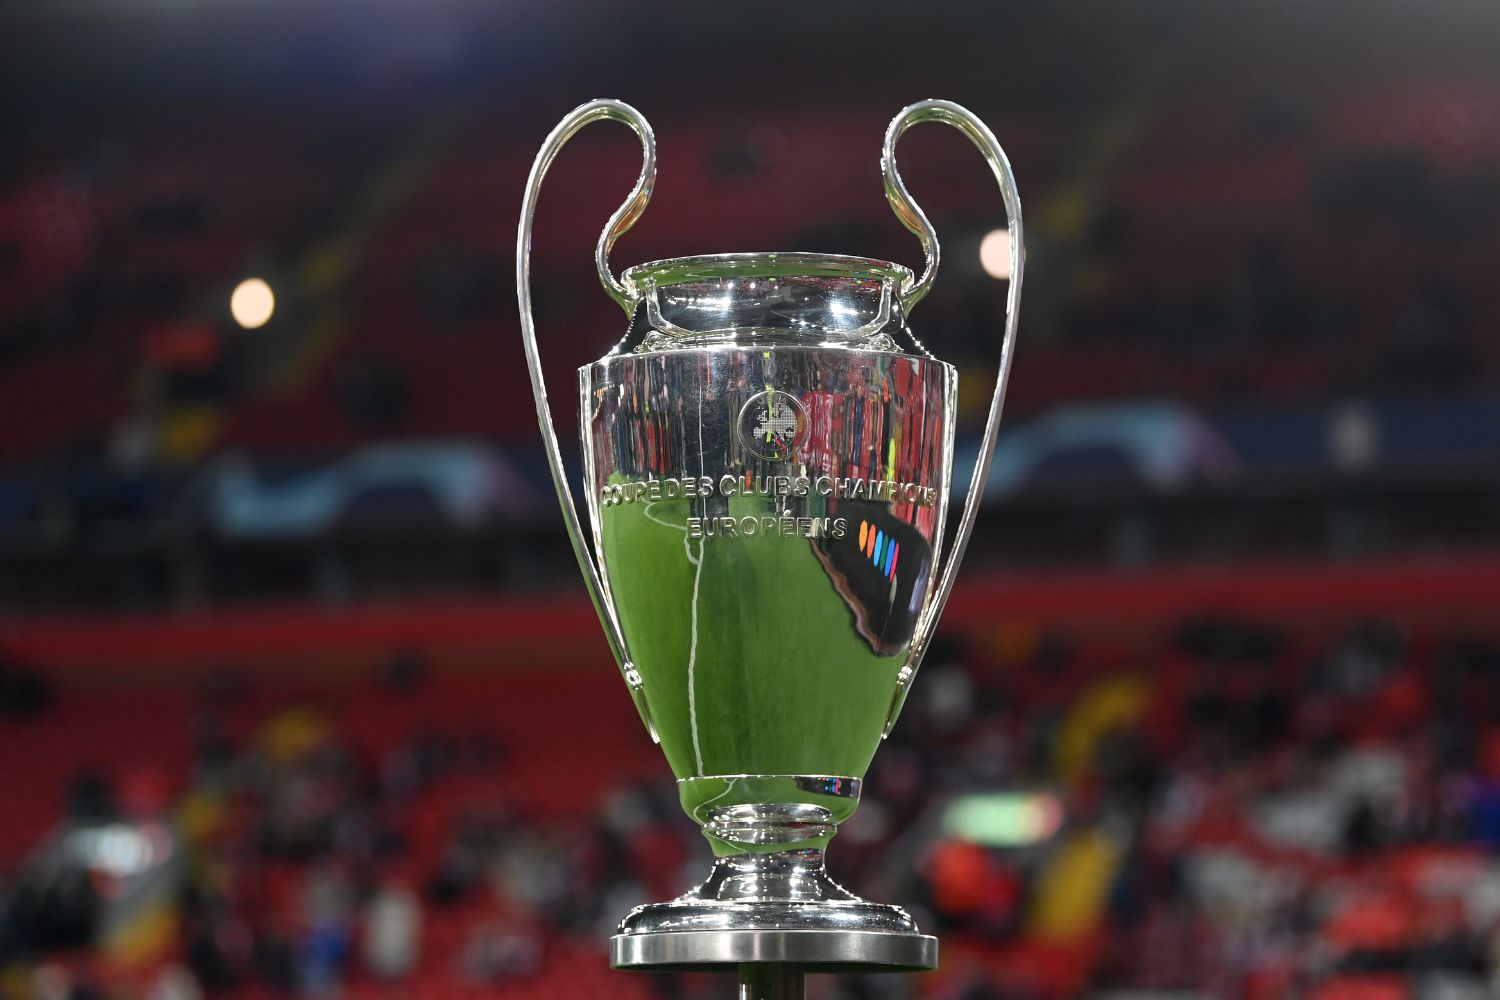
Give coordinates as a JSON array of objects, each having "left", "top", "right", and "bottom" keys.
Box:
[{"left": 516, "top": 98, "right": 1024, "bottom": 1000}]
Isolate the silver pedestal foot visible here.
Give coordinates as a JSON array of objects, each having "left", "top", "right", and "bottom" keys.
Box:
[{"left": 610, "top": 927, "right": 937, "bottom": 972}]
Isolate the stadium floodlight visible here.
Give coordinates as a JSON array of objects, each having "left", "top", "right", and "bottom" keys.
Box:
[{"left": 230, "top": 277, "right": 275, "bottom": 329}]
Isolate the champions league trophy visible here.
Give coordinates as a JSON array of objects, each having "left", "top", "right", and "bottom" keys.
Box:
[{"left": 517, "top": 99, "right": 1023, "bottom": 998}]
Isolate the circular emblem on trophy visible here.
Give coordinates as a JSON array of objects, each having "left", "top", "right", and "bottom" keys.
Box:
[{"left": 737, "top": 388, "right": 808, "bottom": 461}]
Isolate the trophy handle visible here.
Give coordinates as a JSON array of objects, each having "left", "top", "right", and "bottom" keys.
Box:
[
  {"left": 880, "top": 100, "right": 1025, "bottom": 736},
  {"left": 516, "top": 98, "right": 659, "bottom": 741}
]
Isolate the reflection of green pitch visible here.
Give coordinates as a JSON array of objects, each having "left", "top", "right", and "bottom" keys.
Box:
[{"left": 601, "top": 493, "right": 902, "bottom": 782}]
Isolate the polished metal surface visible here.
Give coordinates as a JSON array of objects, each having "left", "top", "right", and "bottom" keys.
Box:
[
  {"left": 582, "top": 337, "right": 954, "bottom": 792},
  {"left": 517, "top": 98, "right": 1024, "bottom": 977},
  {"left": 617, "top": 847, "right": 922, "bottom": 936},
  {"left": 611, "top": 929, "right": 938, "bottom": 972},
  {"left": 621, "top": 252, "right": 919, "bottom": 353}
]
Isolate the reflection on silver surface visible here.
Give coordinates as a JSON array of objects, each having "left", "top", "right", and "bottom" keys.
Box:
[
  {"left": 630, "top": 254, "right": 907, "bottom": 350},
  {"left": 581, "top": 321, "right": 954, "bottom": 685},
  {"left": 616, "top": 843, "right": 925, "bottom": 938}
]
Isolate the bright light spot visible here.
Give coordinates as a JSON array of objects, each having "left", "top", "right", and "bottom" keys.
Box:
[
  {"left": 979, "top": 229, "right": 1012, "bottom": 280},
  {"left": 942, "top": 792, "right": 1063, "bottom": 847},
  {"left": 66, "top": 823, "right": 169, "bottom": 877},
  {"left": 231, "top": 278, "right": 276, "bottom": 329}
]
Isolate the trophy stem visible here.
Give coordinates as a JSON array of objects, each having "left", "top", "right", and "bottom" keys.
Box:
[{"left": 739, "top": 964, "right": 804, "bottom": 1000}]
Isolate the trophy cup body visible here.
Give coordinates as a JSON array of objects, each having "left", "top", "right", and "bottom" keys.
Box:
[
  {"left": 585, "top": 256, "right": 953, "bottom": 949},
  {"left": 518, "top": 101, "right": 1024, "bottom": 983}
]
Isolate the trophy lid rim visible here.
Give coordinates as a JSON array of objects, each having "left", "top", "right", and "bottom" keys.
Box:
[{"left": 622, "top": 252, "right": 914, "bottom": 293}]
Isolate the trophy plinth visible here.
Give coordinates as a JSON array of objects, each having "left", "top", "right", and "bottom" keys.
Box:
[
  {"left": 614, "top": 778, "right": 936, "bottom": 976},
  {"left": 517, "top": 99, "right": 1025, "bottom": 996},
  {"left": 613, "top": 859, "right": 937, "bottom": 972}
]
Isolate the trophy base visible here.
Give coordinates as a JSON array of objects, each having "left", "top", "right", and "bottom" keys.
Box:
[
  {"left": 611, "top": 851, "right": 937, "bottom": 973},
  {"left": 610, "top": 927, "right": 937, "bottom": 973}
]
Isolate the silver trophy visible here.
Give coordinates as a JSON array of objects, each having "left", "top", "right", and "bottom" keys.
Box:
[{"left": 517, "top": 99, "right": 1023, "bottom": 997}]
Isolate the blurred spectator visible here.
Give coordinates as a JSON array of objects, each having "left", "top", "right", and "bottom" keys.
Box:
[
  {"left": 297, "top": 862, "right": 354, "bottom": 997},
  {"left": 65, "top": 770, "right": 117, "bottom": 825},
  {"left": 461, "top": 913, "right": 543, "bottom": 984},
  {"left": 361, "top": 879, "right": 422, "bottom": 981},
  {"left": 0, "top": 660, "right": 50, "bottom": 717}
]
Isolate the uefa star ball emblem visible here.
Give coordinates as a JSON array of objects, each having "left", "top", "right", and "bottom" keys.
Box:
[{"left": 737, "top": 388, "right": 808, "bottom": 461}]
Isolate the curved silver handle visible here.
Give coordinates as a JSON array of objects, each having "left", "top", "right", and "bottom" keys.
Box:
[
  {"left": 516, "top": 98, "right": 658, "bottom": 740},
  {"left": 882, "top": 100, "right": 1025, "bottom": 736}
]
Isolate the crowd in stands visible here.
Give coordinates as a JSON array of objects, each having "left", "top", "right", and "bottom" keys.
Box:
[
  {"left": 4, "top": 613, "right": 1500, "bottom": 999},
  {"left": 0, "top": 72, "right": 1496, "bottom": 615},
  {"left": 2, "top": 58, "right": 1497, "bottom": 475}
]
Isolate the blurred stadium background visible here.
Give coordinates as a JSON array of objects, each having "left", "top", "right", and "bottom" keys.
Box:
[{"left": 2, "top": 1, "right": 1500, "bottom": 998}]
